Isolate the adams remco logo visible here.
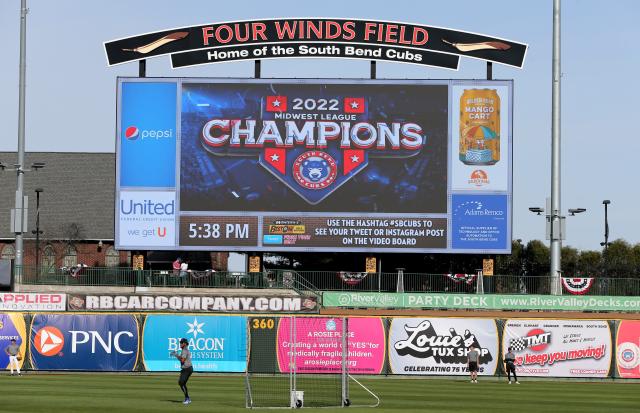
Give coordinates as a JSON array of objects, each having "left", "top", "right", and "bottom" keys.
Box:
[{"left": 124, "top": 125, "right": 173, "bottom": 140}]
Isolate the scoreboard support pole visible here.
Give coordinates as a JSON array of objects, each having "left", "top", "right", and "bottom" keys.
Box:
[
  {"left": 138, "top": 59, "right": 146, "bottom": 77},
  {"left": 370, "top": 61, "right": 376, "bottom": 79},
  {"left": 486, "top": 61, "right": 492, "bottom": 80},
  {"left": 255, "top": 60, "right": 261, "bottom": 78}
]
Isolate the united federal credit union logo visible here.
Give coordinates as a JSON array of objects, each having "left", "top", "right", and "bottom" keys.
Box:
[
  {"left": 199, "top": 92, "right": 426, "bottom": 204},
  {"left": 118, "top": 190, "right": 176, "bottom": 247}
]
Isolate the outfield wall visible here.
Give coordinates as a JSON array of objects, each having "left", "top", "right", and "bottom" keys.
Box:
[{"left": 2, "top": 312, "right": 639, "bottom": 379}]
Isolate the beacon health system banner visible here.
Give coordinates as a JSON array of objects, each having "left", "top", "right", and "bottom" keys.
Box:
[
  {"left": 142, "top": 315, "right": 247, "bottom": 372},
  {"left": 503, "top": 319, "right": 611, "bottom": 378},
  {"left": 29, "top": 314, "right": 139, "bottom": 371},
  {"left": 276, "top": 317, "right": 385, "bottom": 374},
  {"left": 0, "top": 313, "right": 27, "bottom": 370},
  {"left": 616, "top": 320, "right": 640, "bottom": 378},
  {"left": 388, "top": 318, "right": 498, "bottom": 375},
  {"left": 116, "top": 78, "right": 513, "bottom": 254}
]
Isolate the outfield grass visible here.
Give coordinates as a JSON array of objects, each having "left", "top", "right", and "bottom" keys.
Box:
[{"left": 1, "top": 373, "right": 637, "bottom": 412}]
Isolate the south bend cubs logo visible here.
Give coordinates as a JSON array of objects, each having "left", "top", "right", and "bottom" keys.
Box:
[
  {"left": 200, "top": 93, "right": 425, "bottom": 204},
  {"left": 293, "top": 151, "right": 337, "bottom": 189}
]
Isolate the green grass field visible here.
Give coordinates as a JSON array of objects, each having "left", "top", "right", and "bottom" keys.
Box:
[{"left": 1, "top": 373, "right": 637, "bottom": 413}]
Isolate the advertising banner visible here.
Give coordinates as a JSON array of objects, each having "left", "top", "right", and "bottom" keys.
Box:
[
  {"left": 502, "top": 319, "right": 611, "bottom": 378},
  {"left": 116, "top": 78, "right": 513, "bottom": 254},
  {"left": 0, "top": 313, "right": 27, "bottom": 370},
  {"left": 275, "top": 317, "right": 385, "bottom": 374},
  {"left": 616, "top": 320, "right": 640, "bottom": 378},
  {"left": 388, "top": 318, "right": 498, "bottom": 375},
  {"left": 30, "top": 314, "right": 139, "bottom": 371},
  {"left": 323, "top": 291, "right": 640, "bottom": 312},
  {"left": 142, "top": 315, "right": 247, "bottom": 372},
  {"left": 0, "top": 293, "right": 66, "bottom": 312},
  {"left": 68, "top": 293, "right": 318, "bottom": 313}
]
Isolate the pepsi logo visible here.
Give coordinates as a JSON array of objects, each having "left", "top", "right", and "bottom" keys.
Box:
[
  {"left": 125, "top": 126, "right": 139, "bottom": 140},
  {"left": 34, "top": 326, "right": 65, "bottom": 356}
]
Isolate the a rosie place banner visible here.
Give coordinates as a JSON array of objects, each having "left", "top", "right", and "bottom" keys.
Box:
[
  {"left": 29, "top": 314, "right": 139, "bottom": 371},
  {"left": 116, "top": 78, "right": 512, "bottom": 254},
  {"left": 142, "top": 315, "right": 247, "bottom": 372},
  {"left": 388, "top": 318, "right": 498, "bottom": 375},
  {"left": 502, "top": 319, "right": 611, "bottom": 378},
  {"left": 0, "top": 313, "right": 27, "bottom": 370},
  {"left": 275, "top": 317, "right": 385, "bottom": 374},
  {"left": 104, "top": 18, "right": 527, "bottom": 69},
  {"left": 616, "top": 320, "right": 640, "bottom": 378}
]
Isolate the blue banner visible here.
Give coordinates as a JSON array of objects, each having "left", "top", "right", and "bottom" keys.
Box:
[
  {"left": 0, "top": 313, "right": 27, "bottom": 370},
  {"left": 451, "top": 194, "right": 509, "bottom": 250},
  {"left": 143, "top": 315, "right": 247, "bottom": 372},
  {"left": 30, "top": 314, "right": 139, "bottom": 371},
  {"left": 119, "top": 82, "right": 177, "bottom": 188}
]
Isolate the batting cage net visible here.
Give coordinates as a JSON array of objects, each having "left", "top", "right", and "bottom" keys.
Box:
[{"left": 245, "top": 316, "right": 379, "bottom": 409}]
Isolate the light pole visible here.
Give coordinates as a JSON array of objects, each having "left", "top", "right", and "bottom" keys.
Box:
[
  {"left": 600, "top": 200, "right": 611, "bottom": 277},
  {"left": 32, "top": 188, "right": 44, "bottom": 278},
  {"left": 528, "top": 204, "right": 586, "bottom": 294}
]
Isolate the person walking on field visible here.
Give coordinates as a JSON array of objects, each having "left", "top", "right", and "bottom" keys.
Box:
[
  {"left": 467, "top": 345, "right": 480, "bottom": 383},
  {"left": 172, "top": 338, "right": 193, "bottom": 404},
  {"left": 5, "top": 339, "right": 22, "bottom": 376},
  {"left": 504, "top": 347, "right": 520, "bottom": 384}
]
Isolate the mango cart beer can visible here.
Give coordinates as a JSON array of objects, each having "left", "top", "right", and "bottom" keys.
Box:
[{"left": 459, "top": 89, "right": 500, "bottom": 165}]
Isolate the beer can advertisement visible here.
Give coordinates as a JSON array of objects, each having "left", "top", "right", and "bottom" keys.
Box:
[
  {"left": 142, "top": 315, "right": 247, "bottom": 372},
  {"left": 450, "top": 84, "right": 511, "bottom": 192},
  {"left": 502, "top": 319, "right": 611, "bottom": 378},
  {"left": 388, "top": 318, "right": 498, "bottom": 375},
  {"left": 276, "top": 317, "right": 385, "bottom": 374},
  {"left": 29, "top": 314, "right": 139, "bottom": 371},
  {"left": 116, "top": 78, "right": 513, "bottom": 254},
  {"left": 0, "top": 313, "right": 27, "bottom": 370},
  {"left": 616, "top": 320, "right": 640, "bottom": 378}
]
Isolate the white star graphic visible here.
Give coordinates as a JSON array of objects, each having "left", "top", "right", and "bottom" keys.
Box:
[
  {"left": 272, "top": 99, "right": 281, "bottom": 107},
  {"left": 350, "top": 155, "right": 359, "bottom": 163},
  {"left": 350, "top": 101, "right": 360, "bottom": 109},
  {"left": 270, "top": 153, "right": 280, "bottom": 162},
  {"left": 186, "top": 317, "right": 205, "bottom": 338}
]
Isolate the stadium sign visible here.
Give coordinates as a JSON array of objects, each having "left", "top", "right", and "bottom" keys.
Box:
[
  {"left": 67, "top": 293, "right": 318, "bottom": 313},
  {"left": 616, "top": 320, "right": 640, "bottom": 378},
  {"left": 104, "top": 18, "right": 527, "bottom": 69},
  {"left": 29, "top": 314, "right": 139, "bottom": 371},
  {"left": 0, "top": 313, "right": 27, "bottom": 371},
  {"left": 142, "top": 315, "right": 246, "bottom": 372},
  {"left": 388, "top": 318, "right": 498, "bottom": 375},
  {"left": 0, "top": 292, "right": 66, "bottom": 312},
  {"left": 116, "top": 78, "right": 513, "bottom": 254},
  {"left": 502, "top": 319, "right": 611, "bottom": 378},
  {"left": 323, "top": 292, "right": 640, "bottom": 312}
]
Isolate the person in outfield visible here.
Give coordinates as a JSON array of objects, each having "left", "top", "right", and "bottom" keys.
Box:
[
  {"left": 172, "top": 338, "right": 193, "bottom": 404},
  {"left": 467, "top": 345, "right": 480, "bottom": 383},
  {"left": 4, "top": 339, "right": 22, "bottom": 376},
  {"left": 504, "top": 347, "right": 520, "bottom": 384}
]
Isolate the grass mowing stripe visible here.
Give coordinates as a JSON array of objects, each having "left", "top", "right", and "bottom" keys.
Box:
[{"left": 0, "top": 374, "right": 637, "bottom": 413}]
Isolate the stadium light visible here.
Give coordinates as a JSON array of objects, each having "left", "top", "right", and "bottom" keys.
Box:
[
  {"left": 528, "top": 207, "right": 544, "bottom": 215},
  {"left": 568, "top": 208, "right": 586, "bottom": 216}
]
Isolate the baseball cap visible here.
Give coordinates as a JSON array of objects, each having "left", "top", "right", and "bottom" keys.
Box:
[{"left": 179, "top": 338, "right": 189, "bottom": 345}]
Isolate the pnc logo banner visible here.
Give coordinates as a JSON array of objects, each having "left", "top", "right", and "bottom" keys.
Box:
[
  {"left": 142, "top": 315, "right": 247, "bottom": 372},
  {"left": 30, "top": 314, "right": 139, "bottom": 371}
]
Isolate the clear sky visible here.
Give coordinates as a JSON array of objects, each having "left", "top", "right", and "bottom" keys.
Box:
[{"left": 0, "top": 0, "right": 638, "bottom": 252}]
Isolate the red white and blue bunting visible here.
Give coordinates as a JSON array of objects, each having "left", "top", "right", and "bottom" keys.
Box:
[
  {"left": 445, "top": 273, "right": 477, "bottom": 285},
  {"left": 561, "top": 277, "right": 594, "bottom": 295},
  {"left": 338, "top": 271, "right": 368, "bottom": 285}
]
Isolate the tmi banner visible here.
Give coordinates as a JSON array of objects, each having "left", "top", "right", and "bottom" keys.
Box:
[
  {"left": 30, "top": 314, "right": 139, "bottom": 371},
  {"left": 118, "top": 190, "right": 176, "bottom": 248}
]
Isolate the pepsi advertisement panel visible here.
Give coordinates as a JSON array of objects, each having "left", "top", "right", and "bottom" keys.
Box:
[
  {"left": 29, "top": 314, "right": 139, "bottom": 371},
  {"left": 116, "top": 78, "right": 513, "bottom": 253},
  {"left": 142, "top": 315, "right": 247, "bottom": 372}
]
